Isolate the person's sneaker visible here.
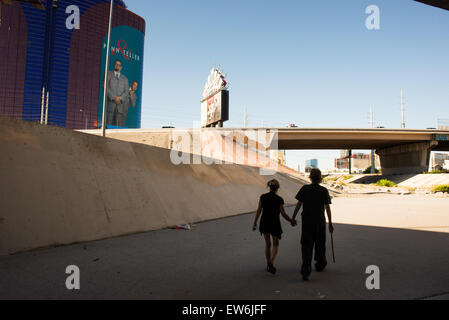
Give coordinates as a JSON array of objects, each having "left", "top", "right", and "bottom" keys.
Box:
[
  {"left": 315, "top": 262, "right": 327, "bottom": 272},
  {"left": 267, "top": 263, "right": 276, "bottom": 274},
  {"left": 302, "top": 275, "right": 309, "bottom": 281},
  {"left": 301, "top": 265, "right": 312, "bottom": 278}
]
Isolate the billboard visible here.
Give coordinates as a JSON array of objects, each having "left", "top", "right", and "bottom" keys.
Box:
[
  {"left": 201, "top": 68, "right": 229, "bottom": 127},
  {"left": 201, "top": 90, "right": 229, "bottom": 127},
  {"left": 98, "top": 25, "right": 144, "bottom": 129}
]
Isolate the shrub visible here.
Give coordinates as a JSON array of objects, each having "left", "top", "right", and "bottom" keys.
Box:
[
  {"left": 364, "top": 167, "right": 380, "bottom": 174},
  {"left": 433, "top": 185, "right": 449, "bottom": 193},
  {"left": 424, "top": 169, "right": 448, "bottom": 174},
  {"left": 376, "top": 179, "right": 396, "bottom": 187}
]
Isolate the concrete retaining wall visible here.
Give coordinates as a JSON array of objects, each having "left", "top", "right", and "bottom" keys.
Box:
[
  {"left": 0, "top": 118, "right": 305, "bottom": 256},
  {"left": 80, "top": 128, "right": 299, "bottom": 176}
]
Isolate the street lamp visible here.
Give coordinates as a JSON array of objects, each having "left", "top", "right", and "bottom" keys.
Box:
[
  {"left": 101, "top": 0, "right": 114, "bottom": 137},
  {"left": 80, "top": 108, "right": 88, "bottom": 130}
]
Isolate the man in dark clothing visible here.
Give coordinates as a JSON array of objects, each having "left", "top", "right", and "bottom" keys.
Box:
[{"left": 292, "top": 169, "right": 334, "bottom": 281}]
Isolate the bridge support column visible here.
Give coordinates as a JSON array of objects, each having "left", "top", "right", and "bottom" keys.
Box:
[{"left": 376, "top": 141, "right": 438, "bottom": 175}]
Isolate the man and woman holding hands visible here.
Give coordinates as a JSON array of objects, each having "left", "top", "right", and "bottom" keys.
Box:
[{"left": 253, "top": 169, "right": 334, "bottom": 281}]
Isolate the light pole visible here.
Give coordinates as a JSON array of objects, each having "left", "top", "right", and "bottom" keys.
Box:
[
  {"left": 101, "top": 0, "right": 114, "bottom": 137},
  {"left": 40, "top": 87, "right": 45, "bottom": 124},
  {"left": 370, "top": 107, "right": 375, "bottom": 174},
  {"left": 348, "top": 150, "right": 352, "bottom": 174},
  {"left": 44, "top": 91, "right": 49, "bottom": 125},
  {"left": 80, "top": 108, "right": 88, "bottom": 130}
]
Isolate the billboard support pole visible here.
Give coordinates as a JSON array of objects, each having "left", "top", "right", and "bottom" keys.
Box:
[{"left": 101, "top": 0, "right": 114, "bottom": 137}]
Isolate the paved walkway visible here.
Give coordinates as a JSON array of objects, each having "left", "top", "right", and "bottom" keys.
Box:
[{"left": 1, "top": 196, "right": 449, "bottom": 300}]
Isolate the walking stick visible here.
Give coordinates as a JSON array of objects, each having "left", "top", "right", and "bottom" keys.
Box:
[{"left": 330, "top": 231, "right": 336, "bottom": 263}]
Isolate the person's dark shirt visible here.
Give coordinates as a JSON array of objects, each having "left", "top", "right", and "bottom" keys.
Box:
[
  {"left": 295, "top": 184, "right": 331, "bottom": 222},
  {"left": 260, "top": 192, "right": 284, "bottom": 219}
]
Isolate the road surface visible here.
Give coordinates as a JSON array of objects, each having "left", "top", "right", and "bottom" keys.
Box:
[{"left": 1, "top": 195, "right": 449, "bottom": 300}]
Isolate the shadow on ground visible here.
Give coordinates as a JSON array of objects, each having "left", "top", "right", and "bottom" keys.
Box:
[{"left": 1, "top": 208, "right": 448, "bottom": 300}]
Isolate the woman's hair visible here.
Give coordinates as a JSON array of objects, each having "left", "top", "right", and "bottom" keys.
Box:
[
  {"left": 309, "top": 168, "right": 322, "bottom": 185},
  {"left": 267, "top": 179, "right": 280, "bottom": 192}
]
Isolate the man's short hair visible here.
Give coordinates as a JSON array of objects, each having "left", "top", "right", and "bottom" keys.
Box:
[
  {"left": 114, "top": 59, "right": 122, "bottom": 66},
  {"left": 132, "top": 80, "right": 138, "bottom": 85},
  {"left": 309, "top": 168, "right": 322, "bottom": 185}
]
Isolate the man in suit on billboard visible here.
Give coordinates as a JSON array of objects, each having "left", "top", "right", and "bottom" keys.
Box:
[{"left": 106, "top": 59, "right": 129, "bottom": 127}]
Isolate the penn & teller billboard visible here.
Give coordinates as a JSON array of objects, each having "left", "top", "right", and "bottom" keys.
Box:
[
  {"left": 201, "top": 90, "right": 229, "bottom": 127},
  {"left": 98, "top": 25, "right": 144, "bottom": 129},
  {"left": 201, "top": 68, "right": 229, "bottom": 128}
]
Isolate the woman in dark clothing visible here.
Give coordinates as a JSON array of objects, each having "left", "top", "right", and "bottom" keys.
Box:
[
  {"left": 292, "top": 169, "right": 334, "bottom": 281},
  {"left": 253, "top": 180, "right": 295, "bottom": 274}
]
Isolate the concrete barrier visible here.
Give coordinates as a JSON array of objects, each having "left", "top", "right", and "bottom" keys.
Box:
[{"left": 0, "top": 118, "right": 306, "bottom": 256}]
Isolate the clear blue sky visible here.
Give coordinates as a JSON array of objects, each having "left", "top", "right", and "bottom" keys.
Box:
[{"left": 125, "top": 0, "right": 449, "bottom": 171}]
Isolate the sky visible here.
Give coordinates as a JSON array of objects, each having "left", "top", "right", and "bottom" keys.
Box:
[{"left": 125, "top": 0, "right": 449, "bottom": 171}]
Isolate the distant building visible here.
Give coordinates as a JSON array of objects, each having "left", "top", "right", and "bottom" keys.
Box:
[
  {"left": 430, "top": 153, "right": 449, "bottom": 171},
  {"left": 335, "top": 157, "right": 350, "bottom": 170},
  {"left": 335, "top": 151, "right": 380, "bottom": 173},
  {"left": 340, "top": 150, "right": 350, "bottom": 158},
  {"left": 305, "top": 159, "right": 318, "bottom": 173}
]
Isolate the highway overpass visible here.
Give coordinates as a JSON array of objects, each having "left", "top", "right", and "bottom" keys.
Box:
[
  {"left": 273, "top": 128, "right": 449, "bottom": 175},
  {"left": 237, "top": 127, "right": 449, "bottom": 175}
]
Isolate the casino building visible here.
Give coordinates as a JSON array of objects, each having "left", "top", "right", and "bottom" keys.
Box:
[{"left": 0, "top": 0, "right": 145, "bottom": 129}]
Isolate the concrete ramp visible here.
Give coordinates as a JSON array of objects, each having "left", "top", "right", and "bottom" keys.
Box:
[
  {"left": 0, "top": 118, "right": 306, "bottom": 256},
  {"left": 350, "top": 173, "right": 449, "bottom": 189}
]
